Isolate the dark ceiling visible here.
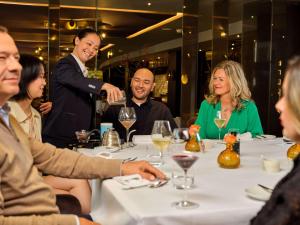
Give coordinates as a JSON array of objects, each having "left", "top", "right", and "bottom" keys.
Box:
[{"left": 0, "top": 0, "right": 184, "bottom": 63}]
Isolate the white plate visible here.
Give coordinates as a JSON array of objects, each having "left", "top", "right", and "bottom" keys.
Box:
[{"left": 245, "top": 185, "right": 271, "bottom": 201}]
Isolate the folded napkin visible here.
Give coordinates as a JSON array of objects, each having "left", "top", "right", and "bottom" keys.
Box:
[
  {"left": 238, "top": 132, "right": 253, "bottom": 141},
  {"left": 132, "top": 135, "right": 152, "bottom": 144},
  {"left": 113, "top": 174, "right": 150, "bottom": 189},
  {"left": 77, "top": 148, "right": 112, "bottom": 159}
]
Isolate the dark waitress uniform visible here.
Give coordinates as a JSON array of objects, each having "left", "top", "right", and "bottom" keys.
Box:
[{"left": 42, "top": 54, "right": 103, "bottom": 148}]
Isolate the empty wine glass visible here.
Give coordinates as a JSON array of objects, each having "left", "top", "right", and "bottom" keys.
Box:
[
  {"left": 118, "top": 107, "right": 136, "bottom": 147},
  {"left": 214, "top": 110, "right": 226, "bottom": 140},
  {"left": 151, "top": 120, "right": 172, "bottom": 166},
  {"left": 171, "top": 153, "right": 199, "bottom": 209},
  {"left": 172, "top": 128, "right": 189, "bottom": 144}
]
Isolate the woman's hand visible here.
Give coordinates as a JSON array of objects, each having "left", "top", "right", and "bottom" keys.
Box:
[
  {"left": 101, "top": 83, "right": 123, "bottom": 103},
  {"left": 40, "top": 101, "right": 52, "bottom": 115}
]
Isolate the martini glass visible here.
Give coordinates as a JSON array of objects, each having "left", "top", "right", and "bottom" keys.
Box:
[{"left": 171, "top": 154, "right": 199, "bottom": 209}]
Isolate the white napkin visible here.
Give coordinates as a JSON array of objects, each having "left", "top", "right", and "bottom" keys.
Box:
[
  {"left": 132, "top": 135, "right": 152, "bottom": 144},
  {"left": 202, "top": 139, "right": 215, "bottom": 149},
  {"left": 113, "top": 174, "right": 150, "bottom": 189},
  {"left": 77, "top": 148, "right": 112, "bottom": 159},
  {"left": 238, "top": 132, "right": 253, "bottom": 141}
]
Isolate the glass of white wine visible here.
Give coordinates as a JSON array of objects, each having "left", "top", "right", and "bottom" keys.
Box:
[
  {"left": 151, "top": 120, "right": 172, "bottom": 166},
  {"left": 214, "top": 110, "right": 226, "bottom": 141},
  {"left": 118, "top": 107, "right": 136, "bottom": 147}
]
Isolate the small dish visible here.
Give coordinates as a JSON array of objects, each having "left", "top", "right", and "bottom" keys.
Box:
[{"left": 245, "top": 185, "right": 271, "bottom": 201}]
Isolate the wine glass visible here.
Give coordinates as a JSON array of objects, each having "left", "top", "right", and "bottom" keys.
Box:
[
  {"left": 172, "top": 128, "right": 189, "bottom": 144},
  {"left": 214, "top": 110, "right": 226, "bottom": 140},
  {"left": 151, "top": 120, "right": 172, "bottom": 166},
  {"left": 118, "top": 107, "right": 136, "bottom": 147},
  {"left": 171, "top": 153, "right": 199, "bottom": 209}
]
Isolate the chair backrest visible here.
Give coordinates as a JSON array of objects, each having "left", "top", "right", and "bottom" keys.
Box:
[{"left": 173, "top": 117, "right": 181, "bottom": 128}]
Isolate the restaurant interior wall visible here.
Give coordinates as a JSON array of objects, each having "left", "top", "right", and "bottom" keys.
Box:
[{"left": 1, "top": 0, "right": 300, "bottom": 135}]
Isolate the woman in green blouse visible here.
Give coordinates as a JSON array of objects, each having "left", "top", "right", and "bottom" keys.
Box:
[{"left": 195, "top": 60, "right": 263, "bottom": 139}]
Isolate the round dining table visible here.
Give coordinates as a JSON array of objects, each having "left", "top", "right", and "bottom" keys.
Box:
[{"left": 79, "top": 137, "right": 293, "bottom": 225}]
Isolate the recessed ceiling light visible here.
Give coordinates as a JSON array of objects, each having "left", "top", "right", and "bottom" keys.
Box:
[
  {"left": 101, "top": 32, "right": 107, "bottom": 39},
  {"left": 147, "top": 2, "right": 151, "bottom": 6}
]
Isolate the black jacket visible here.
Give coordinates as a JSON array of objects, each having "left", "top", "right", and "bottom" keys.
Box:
[
  {"left": 102, "top": 98, "right": 177, "bottom": 141},
  {"left": 42, "top": 54, "right": 103, "bottom": 148}
]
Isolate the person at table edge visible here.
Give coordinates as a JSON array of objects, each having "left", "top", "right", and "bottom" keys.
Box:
[
  {"left": 251, "top": 56, "right": 300, "bottom": 224},
  {"left": 102, "top": 68, "right": 177, "bottom": 141},
  {"left": 195, "top": 60, "right": 263, "bottom": 139}
]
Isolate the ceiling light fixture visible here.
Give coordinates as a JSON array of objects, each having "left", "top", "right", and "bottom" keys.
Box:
[
  {"left": 126, "top": 12, "right": 183, "bottom": 39},
  {"left": 147, "top": 2, "right": 152, "bottom": 6},
  {"left": 101, "top": 32, "right": 107, "bottom": 39},
  {"left": 65, "top": 20, "right": 77, "bottom": 30},
  {"left": 0, "top": 2, "right": 175, "bottom": 16},
  {"left": 220, "top": 32, "right": 227, "bottom": 37},
  {"left": 100, "top": 43, "right": 115, "bottom": 52}
]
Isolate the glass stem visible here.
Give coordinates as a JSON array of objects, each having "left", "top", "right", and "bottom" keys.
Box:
[
  {"left": 160, "top": 150, "right": 164, "bottom": 165},
  {"left": 218, "top": 128, "right": 221, "bottom": 140},
  {"left": 126, "top": 128, "right": 129, "bottom": 145},
  {"left": 183, "top": 170, "right": 188, "bottom": 204}
]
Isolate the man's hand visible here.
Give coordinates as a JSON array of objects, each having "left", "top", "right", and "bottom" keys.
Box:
[
  {"left": 79, "top": 217, "right": 101, "bottom": 225},
  {"left": 40, "top": 101, "right": 52, "bottom": 115},
  {"left": 120, "top": 160, "right": 166, "bottom": 181},
  {"left": 101, "top": 83, "right": 123, "bottom": 103}
]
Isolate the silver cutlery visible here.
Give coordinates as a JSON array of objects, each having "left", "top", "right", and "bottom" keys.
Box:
[
  {"left": 258, "top": 184, "right": 273, "bottom": 193},
  {"left": 148, "top": 179, "right": 168, "bottom": 188},
  {"left": 122, "top": 156, "right": 137, "bottom": 163}
]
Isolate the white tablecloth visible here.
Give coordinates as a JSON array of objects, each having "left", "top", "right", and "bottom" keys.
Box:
[{"left": 80, "top": 139, "right": 293, "bottom": 225}]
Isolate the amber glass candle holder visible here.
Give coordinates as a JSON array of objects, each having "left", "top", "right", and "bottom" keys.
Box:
[
  {"left": 217, "top": 134, "right": 240, "bottom": 169},
  {"left": 287, "top": 144, "right": 300, "bottom": 160},
  {"left": 185, "top": 125, "right": 201, "bottom": 152}
]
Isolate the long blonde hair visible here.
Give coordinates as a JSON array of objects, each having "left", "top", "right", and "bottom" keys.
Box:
[
  {"left": 205, "top": 60, "right": 251, "bottom": 110},
  {"left": 286, "top": 56, "right": 300, "bottom": 135}
]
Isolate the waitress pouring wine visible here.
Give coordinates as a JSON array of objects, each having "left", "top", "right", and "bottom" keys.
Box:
[{"left": 43, "top": 28, "right": 123, "bottom": 148}]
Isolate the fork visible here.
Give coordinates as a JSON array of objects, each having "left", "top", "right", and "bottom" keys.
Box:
[
  {"left": 258, "top": 184, "right": 273, "bottom": 193},
  {"left": 148, "top": 179, "right": 168, "bottom": 188}
]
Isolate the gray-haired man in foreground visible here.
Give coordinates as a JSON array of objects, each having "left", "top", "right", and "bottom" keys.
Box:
[{"left": 0, "top": 26, "right": 165, "bottom": 225}]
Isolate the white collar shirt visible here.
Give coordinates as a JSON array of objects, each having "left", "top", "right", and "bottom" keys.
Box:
[{"left": 71, "top": 53, "right": 88, "bottom": 77}]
